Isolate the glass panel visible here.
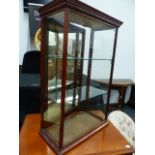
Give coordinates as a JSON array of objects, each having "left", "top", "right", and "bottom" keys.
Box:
[
  {"left": 93, "top": 30, "right": 115, "bottom": 60},
  {"left": 43, "top": 11, "right": 64, "bottom": 146},
  {"left": 61, "top": 10, "right": 115, "bottom": 147},
  {"left": 69, "top": 10, "right": 115, "bottom": 31},
  {"left": 62, "top": 77, "right": 108, "bottom": 147},
  {"left": 64, "top": 32, "right": 83, "bottom": 113}
]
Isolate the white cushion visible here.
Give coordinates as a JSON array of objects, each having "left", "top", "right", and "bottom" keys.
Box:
[{"left": 108, "top": 110, "right": 135, "bottom": 147}]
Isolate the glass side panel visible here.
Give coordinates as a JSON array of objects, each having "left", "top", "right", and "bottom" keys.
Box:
[
  {"left": 60, "top": 10, "right": 115, "bottom": 147},
  {"left": 43, "top": 11, "right": 64, "bottom": 146},
  {"left": 66, "top": 33, "right": 77, "bottom": 113},
  {"left": 62, "top": 58, "right": 111, "bottom": 147},
  {"left": 64, "top": 32, "right": 83, "bottom": 113},
  {"left": 93, "top": 30, "right": 115, "bottom": 60}
]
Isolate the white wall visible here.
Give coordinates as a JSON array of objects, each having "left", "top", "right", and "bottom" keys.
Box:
[
  {"left": 19, "top": 0, "right": 135, "bottom": 81},
  {"left": 81, "top": 0, "right": 135, "bottom": 81},
  {"left": 19, "top": 0, "right": 29, "bottom": 65}
]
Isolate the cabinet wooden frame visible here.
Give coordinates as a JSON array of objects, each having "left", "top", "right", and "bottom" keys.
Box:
[{"left": 39, "top": 0, "right": 123, "bottom": 154}]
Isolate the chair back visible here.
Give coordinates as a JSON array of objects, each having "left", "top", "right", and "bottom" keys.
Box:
[{"left": 22, "top": 51, "right": 40, "bottom": 73}]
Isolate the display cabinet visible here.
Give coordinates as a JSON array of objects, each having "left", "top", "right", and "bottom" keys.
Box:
[{"left": 38, "top": 0, "right": 123, "bottom": 154}]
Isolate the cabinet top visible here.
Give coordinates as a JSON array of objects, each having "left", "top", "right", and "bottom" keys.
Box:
[{"left": 38, "top": 0, "right": 123, "bottom": 28}]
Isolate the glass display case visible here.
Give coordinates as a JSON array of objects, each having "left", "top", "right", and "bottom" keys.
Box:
[{"left": 39, "top": 0, "right": 123, "bottom": 154}]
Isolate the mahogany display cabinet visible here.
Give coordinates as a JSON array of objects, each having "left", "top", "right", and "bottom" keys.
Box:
[{"left": 38, "top": 0, "right": 123, "bottom": 154}]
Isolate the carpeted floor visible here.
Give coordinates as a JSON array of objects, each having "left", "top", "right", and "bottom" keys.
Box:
[
  {"left": 108, "top": 104, "right": 135, "bottom": 121},
  {"left": 122, "top": 104, "right": 135, "bottom": 121}
]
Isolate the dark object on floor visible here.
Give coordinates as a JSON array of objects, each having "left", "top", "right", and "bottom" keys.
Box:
[
  {"left": 128, "top": 84, "right": 135, "bottom": 109},
  {"left": 19, "top": 51, "right": 41, "bottom": 130},
  {"left": 122, "top": 104, "right": 135, "bottom": 121},
  {"left": 122, "top": 84, "right": 135, "bottom": 120}
]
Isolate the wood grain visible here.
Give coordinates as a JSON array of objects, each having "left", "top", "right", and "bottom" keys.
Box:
[{"left": 95, "top": 79, "right": 134, "bottom": 87}]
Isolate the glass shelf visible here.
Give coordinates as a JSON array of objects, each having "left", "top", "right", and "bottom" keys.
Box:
[
  {"left": 48, "top": 79, "right": 73, "bottom": 92},
  {"left": 47, "top": 55, "right": 112, "bottom": 61},
  {"left": 48, "top": 86, "right": 108, "bottom": 104}
]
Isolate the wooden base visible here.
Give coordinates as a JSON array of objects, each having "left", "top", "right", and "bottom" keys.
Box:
[
  {"left": 40, "top": 121, "right": 109, "bottom": 155},
  {"left": 20, "top": 114, "right": 134, "bottom": 155}
]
